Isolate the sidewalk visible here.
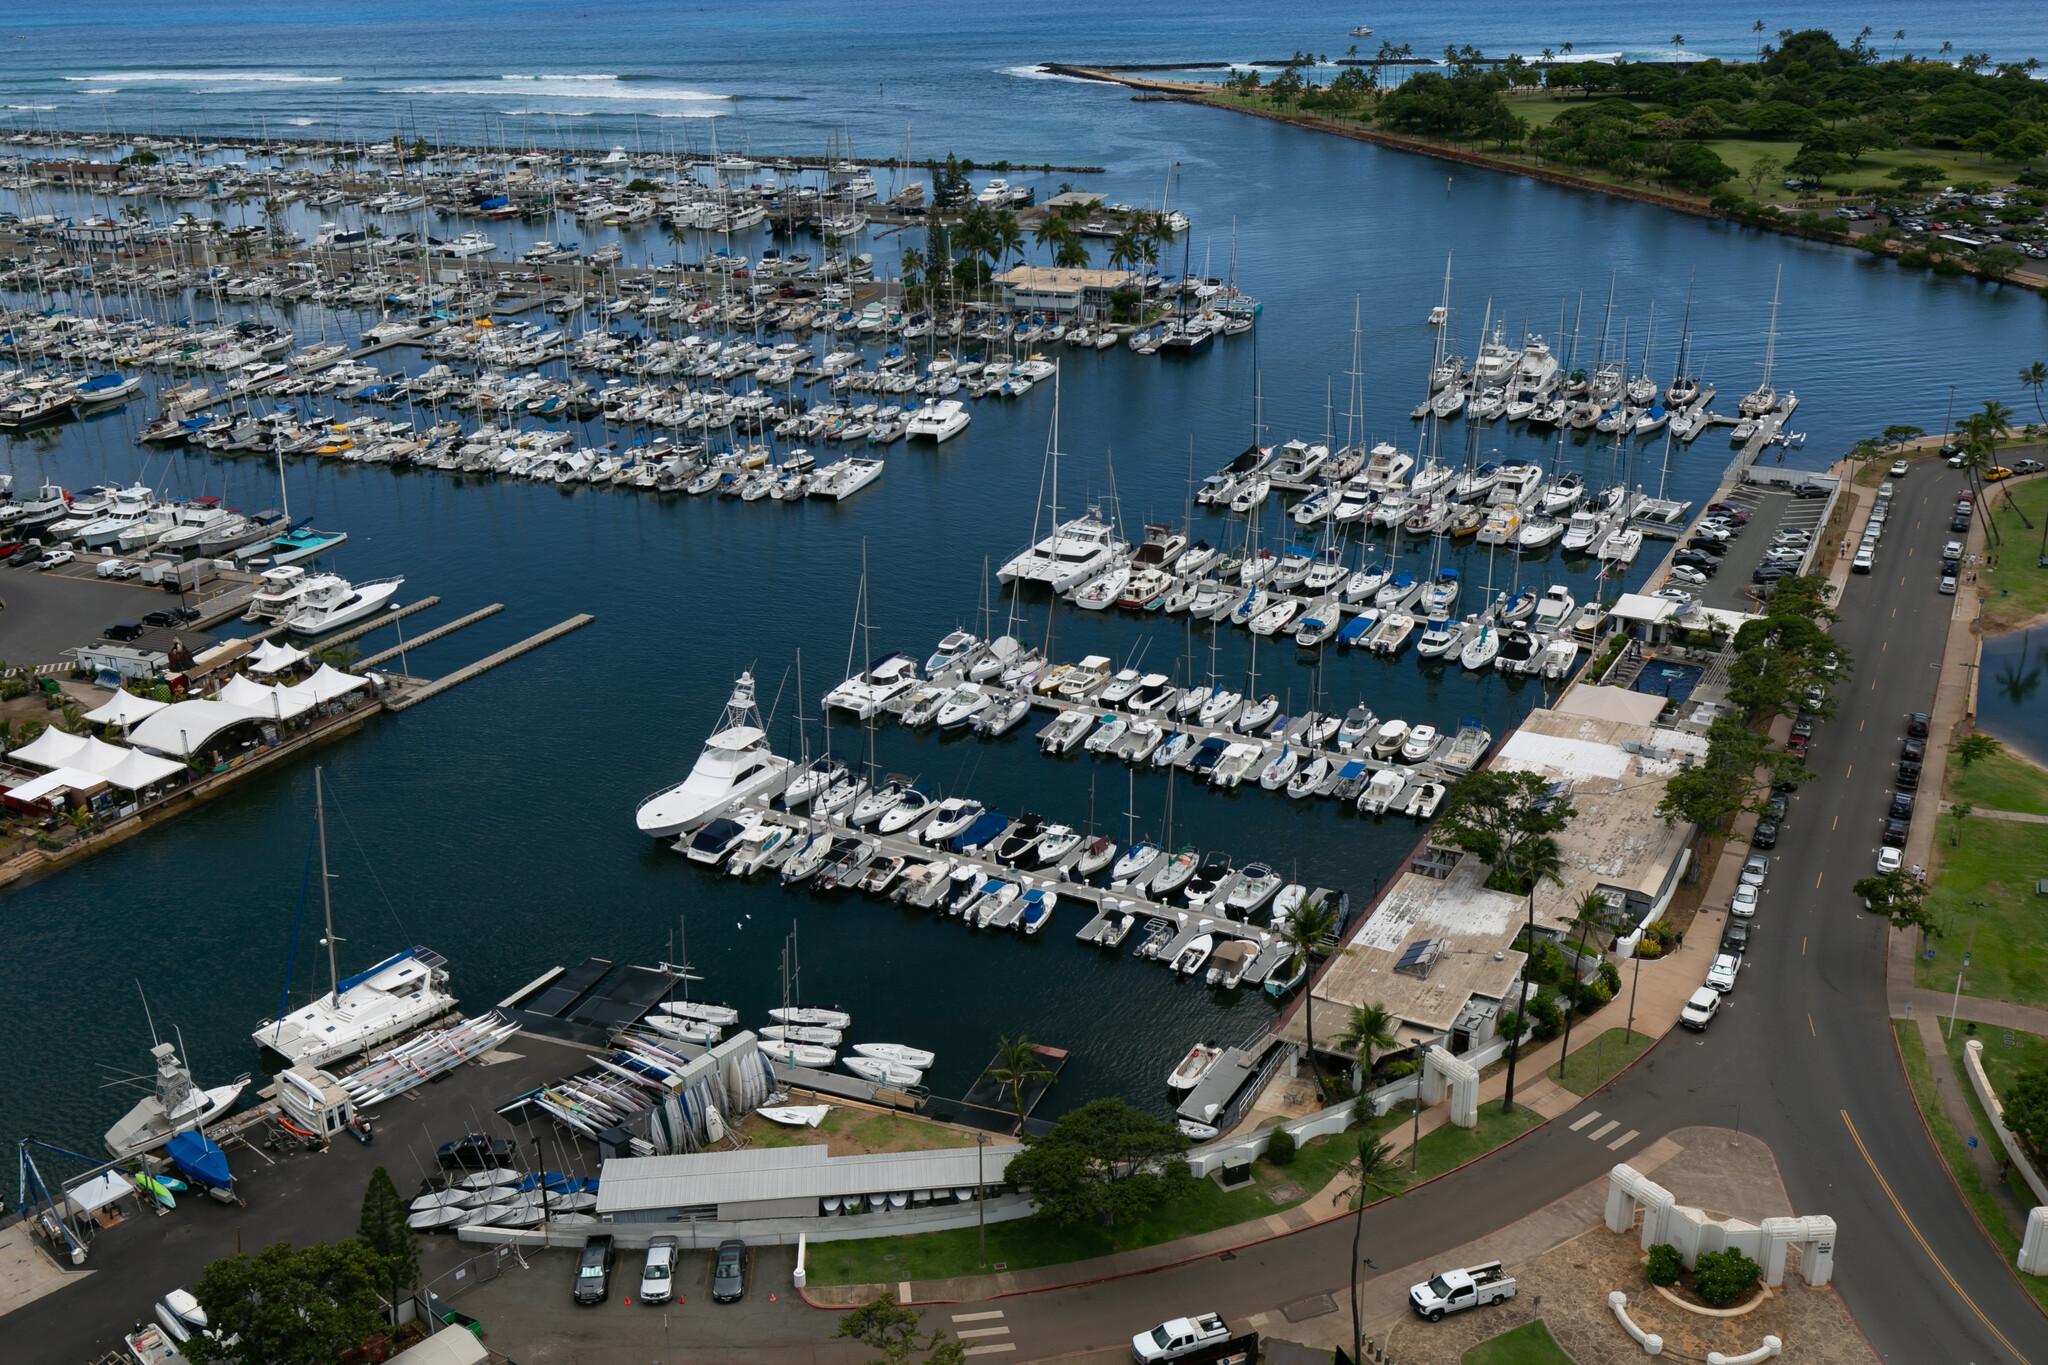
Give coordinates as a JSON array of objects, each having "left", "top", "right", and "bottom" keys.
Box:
[{"left": 805, "top": 952, "right": 1705, "bottom": 1308}]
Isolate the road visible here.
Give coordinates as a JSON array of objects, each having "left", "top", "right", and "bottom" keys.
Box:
[{"left": 987, "top": 459, "right": 2048, "bottom": 1362}]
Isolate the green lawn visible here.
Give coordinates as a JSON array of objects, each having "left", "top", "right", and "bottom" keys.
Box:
[
  {"left": 1915, "top": 812, "right": 2048, "bottom": 1007},
  {"left": 1551, "top": 1028, "right": 1657, "bottom": 1096},
  {"left": 808, "top": 1104, "right": 1545, "bottom": 1286},
  {"left": 1976, "top": 471, "right": 2048, "bottom": 634},
  {"left": 1896, "top": 1021, "right": 2048, "bottom": 1315},
  {"left": 1948, "top": 746, "right": 2048, "bottom": 819},
  {"left": 1463, "top": 1319, "right": 1578, "bottom": 1365}
]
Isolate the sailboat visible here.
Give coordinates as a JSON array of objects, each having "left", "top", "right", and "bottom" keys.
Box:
[{"left": 252, "top": 770, "right": 456, "bottom": 1067}]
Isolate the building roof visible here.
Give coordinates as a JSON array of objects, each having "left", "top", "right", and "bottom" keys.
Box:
[
  {"left": 992, "top": 264, "right": 1136, "bottom": 292},
  {"left": 596, "top": 1141, "right": 1024, "bottom": 1214}
]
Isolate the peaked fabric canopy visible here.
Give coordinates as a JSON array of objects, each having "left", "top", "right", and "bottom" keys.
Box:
[
  {"left": 246, "top": 639, "right": 311, "bottom": 675},
  {"left": 219, "top": 673, "right": 317, "bottom": 721},
  {"left": 6, "top": 728, "right": 88, "bottom": 769},
  {"left": 288, "top": 663, "right": 370, "bottom": 705},
  {"left": 83, "top": 689, "right": 171, "bottom": 728}
]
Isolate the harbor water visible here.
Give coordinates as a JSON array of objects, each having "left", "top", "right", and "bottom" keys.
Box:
[{"left": 6, "top": 5, "right": 2048, "bottom": 1157}]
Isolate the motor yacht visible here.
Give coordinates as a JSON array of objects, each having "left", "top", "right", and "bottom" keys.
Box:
[
  {"left": 284, "top": 573, "right": 404, "bottom": 634},
  {"left": 635, "top": 673, "right": 794, "bottom": 838}
]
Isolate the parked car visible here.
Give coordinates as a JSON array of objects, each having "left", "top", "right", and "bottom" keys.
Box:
[
  {"left": 712, "top": 1239, "right": 747, "bottom": 1303},
  {"left": 437, "top": 1133, "right": 516, "bottom": 1169},
  {"left": 1680, "top": 987, "right": 1722, "bottom": 1030},
  {"left": 1751, "top": 819, "right": 1778, "bottom": 849},
  {"left": 573, "top": 1235, "right": 616, "bottom": 1305},
  {"left": 639, "top": 1236, "right": 678, "bottom": 1304},
  {"left": 1707, "top": 952, "right": 1742, "bottom": 991},
  {"left": 1731, "top": 884, "right": 1759, "bottom": 918},
  {"left": 1877, "top": 847, "right": 1903, "bottom": 875}
]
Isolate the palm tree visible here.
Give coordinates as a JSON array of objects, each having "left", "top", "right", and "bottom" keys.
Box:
[
  {"left": 1335, "top": 1003, "right": 1400, "bottom": 1090},
  {"left": 2021, "top": 361, "right": 2048, "bottom": 426},
  {"left": 1499, "top": 834, "right": 1565, "bottom": 1113},
  {"left": 1554, "top": 890, "right": 1617, "bottom": 1074},
  {"left": 1338, "top": 1136, "right": 1403, "bottom": 1365},
  {"left": 987, "top": 1034, "right": 1054, "bottom": 1134},
  {"left": 1276, "top": 894, "right": 1347, "bottom": 1091}
]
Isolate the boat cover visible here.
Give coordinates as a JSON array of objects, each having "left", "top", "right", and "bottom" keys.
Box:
[{"left": 165, "top": 1130, "right": 231, "bottom": 1190}]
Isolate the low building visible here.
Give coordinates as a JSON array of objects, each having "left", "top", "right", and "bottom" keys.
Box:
[
  {"left": 597, "top": 1141, "right": 1022, "bottom": 1228},
  {"left": 991, "top": 264, "right": 1136, "bottom": 319},
  {"left": 1287, "top": 687, "right": 1702, "bottom": 1062}
]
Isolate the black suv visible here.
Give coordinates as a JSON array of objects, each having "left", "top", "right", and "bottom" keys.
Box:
[{"left": 573, "top": 1234, "right": 616, "bottom": 1305}]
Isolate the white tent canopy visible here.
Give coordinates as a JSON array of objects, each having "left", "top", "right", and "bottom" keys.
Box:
[
  {"left": 247, "top": 639, "right": 311, "bottom": 675},
  {"left": 219, "top": 673, "right": 318, "bottom": 721},
  {"left": 128, "top": 700, "right": 268, "bottom": 759},
  {"left": 288, "top": 663, "right": 371, "bottom": 706},
  {"left": 4, "top": 766, "right": 108, "bottom": 803},
  {"left": 6, "top": 728, "right": 89, "bottom": 769},
  {"left": 83, "top": 689, "right": 171, "bottom": 728}
]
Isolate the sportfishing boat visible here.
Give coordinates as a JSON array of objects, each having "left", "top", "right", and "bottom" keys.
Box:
[
  {"left": 635, "top": 672, "right": 793, "bottom": 838},
  {"left": 284, "top": 574, "right": 405, "bottom": 635},
  {"left": 104, "top": 1040, "right": 250, "bottom": 1159}
]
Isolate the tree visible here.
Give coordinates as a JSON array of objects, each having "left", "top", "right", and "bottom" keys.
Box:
[
  {"left": 1555, "top": 890, "right": 1618, "bottom": 1068},
  {"left": 1339, "top": 1136, "right": 1403, "bottom": 1363},
  {"left": 1335, "top": 1003, "right": 1399, "bottom": 1085},
  {"left": 1006, "top": 1097, "right": 1197, "bottom": 1228},
  {"left": 355, "top": 1166, "right": 417, "bottom": 1321},
  {"left": 1853, "top": 868, "right": 1936, "bottom": 936},
  {"left": 1955, "top": 733, "right": 2004, "bottom": 768},
  {"left": 1277, "top": 892, "right": 1346, "bottom": 1084},
  {"left": 185, "top": 1241, "right": 394, "bottom": 1365},
  {"left": 2024, "top": 361, "right": 2048, "bottom": 426},
  {"left": 1431, "top": 768, "right": 1577, "bottom": 893},
  {"left": 836, "top": 1292, "right": 968, "bottom": 1365},
  {"left": 986, "top": 1035, "right": 1054, "bottom": 1133}
]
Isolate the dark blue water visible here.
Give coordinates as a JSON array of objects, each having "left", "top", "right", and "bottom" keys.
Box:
[{"left": 7, "top": 2, "right": 2048, "bottom": 1156}]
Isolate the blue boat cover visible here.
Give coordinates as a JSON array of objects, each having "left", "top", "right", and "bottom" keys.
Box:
[{"left": 165, "top": 1130, "right": 231, "bottom": 1189}]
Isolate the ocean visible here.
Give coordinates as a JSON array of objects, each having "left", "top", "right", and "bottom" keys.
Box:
[{"left": 4, "top": 0, "right": 2048, "bottom": 1157}]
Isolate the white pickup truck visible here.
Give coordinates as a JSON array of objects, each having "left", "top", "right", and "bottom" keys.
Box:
[
  {"left": 1409, "top": 1260, "right": 1517, "bottom": 1320},
  {"left": 1131, "top": 1312, "right": 1229, "bottom": 1363}
]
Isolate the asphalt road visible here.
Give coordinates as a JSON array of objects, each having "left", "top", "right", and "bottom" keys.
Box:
[{"left": 991, "top": 458, "right": 2048, "bottom": 1363}]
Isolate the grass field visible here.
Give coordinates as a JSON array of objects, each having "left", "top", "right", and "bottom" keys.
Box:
[
  {"left": 1552, "top": 1028, "right": 1657, "bottom": 1096},
  {"left": 806, "top": 1103, "right": 1546, "bottom": 1286},
  {"left": 1462, "top": 1319, "right": 1578, "bottom": 1365},
  {"left": 1893, "top": 1022, "right": 2048, "bottom": 1312}
]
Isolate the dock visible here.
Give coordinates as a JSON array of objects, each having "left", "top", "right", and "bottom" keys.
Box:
[
  {"left": 356, "top": 602, "right": 504, "bottom": 670},
  {"left": 387, "top": 613, "right": 594, "bottom": 710}
]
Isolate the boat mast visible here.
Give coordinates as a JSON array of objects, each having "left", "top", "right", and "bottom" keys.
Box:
[{"left": 316, "top": 767, "right": 338, "bottom": 997}]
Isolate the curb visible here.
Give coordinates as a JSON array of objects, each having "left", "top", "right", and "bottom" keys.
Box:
[{"left": 800, "top": 1026, "right": 1675, "bottom": 1311}]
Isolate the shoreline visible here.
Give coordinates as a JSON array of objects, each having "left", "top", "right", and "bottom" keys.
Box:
[{"left": 1053, "top": 65, "right": 2048, "bottom": 288}]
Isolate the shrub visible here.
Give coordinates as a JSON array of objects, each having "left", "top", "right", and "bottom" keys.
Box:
[
  {"left": 1646, "top": 1243, "right": 1683, "bottom": 1287},
  {"left": 1692, "top": 1248, "right": 1763, "bottom": 1307},
  {"left": 1264, "top": 1129, "right": 1297, "bottom": 1166}
]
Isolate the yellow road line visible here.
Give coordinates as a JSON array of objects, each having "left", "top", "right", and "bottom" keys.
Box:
[{"left": 1840, "top": 1110, "right": 2030, "bottom": 1365}]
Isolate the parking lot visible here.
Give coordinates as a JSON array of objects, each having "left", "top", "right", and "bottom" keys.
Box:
[{"left": 1680, "top": 486, "right": 1831, "bottom": 614}]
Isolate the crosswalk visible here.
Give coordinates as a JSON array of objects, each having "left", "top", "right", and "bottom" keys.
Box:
[
  {"left": 952, "top": 1309, "right": 1015, "bottom": 1356},
  {"left": 1568, "top": 1110, "right": 1641, "bottom": 1152}
]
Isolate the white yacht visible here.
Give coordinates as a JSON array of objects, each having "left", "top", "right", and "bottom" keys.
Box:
[
  {"left": 243, "top": 564, "right": 313, "bottom": 622},
  {"left": 251, "top": 945, "right": 455, "bottom": 1068},
  {"left": 905, "top": 399, "right": 970, "bottom": 443},
  {"left": 997, "top": 510, "right": 1123, "bottom": 592},
  {"left": 636, "top": 672, "right": 794, "bottom": 837},
  {"left": 104, "top": 1042, "right": 250, "bottom": 1160},
  {"left": 284, "top": 573, "right": 405, "bottom": 635}
]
